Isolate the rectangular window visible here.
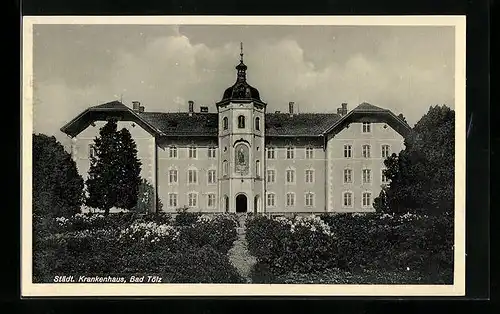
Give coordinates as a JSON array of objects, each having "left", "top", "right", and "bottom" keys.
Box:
[
  {"left": 362, "top": 145, "right": 371, "bottom": 158},
  {"left": 207, "top": 170, "right": 216, "bottom": 184},
  {"left": 267, "top": 169, "right": 275, "bottom": 183},
  {"left": 305, "top": 193, "right": 314, "bottom": 207},
  {"left": 188, "top": 170, "right": 198, "bottom": 184},
  {"left": 255, "top": 160, "right": 261, "bottom": 177},
  {"left": 169, "top": 169, "right": 178, "bottom": 184},
  {"left": 208, "top": 147, "right": 216, "bottom": 158},
  {"left": 343, "top": 169, "right": 352, "bottom": 183},
  {"left": 362, "top": 192, "right": 372, "bottom": 207},
  {"left": 286, "top": 169, "right": 295, "bottom": 183},
  {"left": 207, "top": 193, "right": 215, "bottom": 208},
  {"left": 362, "top": 122, "right": 371, "bottom": 133},
  {"left": 188, "top": 193, "right": 197, "bottom": 207},
  {"left": 223, "top": 160, "right": 229, "bottom": 176},
  {"left": 267, "top": 193, "right": 275, "bottom": 207},
  {"left": 188, "top": 147, "right": 197, "bottom": 159},
  {"left": 344, "top": 144, "right": 352, "bottom": 158},
  {"left": 305, "top": 147, "right": 314, "bottom": 159},
  {"left": 381, "top": 145, "right": 390, "bottom": 158},
  {"left": 305, "top": 170, "right": 314, "bottom": 183},
  {"left": 168, "top": 193, "right": 177, "bottom": 208},
  {"left": 381, "top": 169, "right": 389, "bottom": 184},
  {"left": 169, "top": 146, "right": 177, "bottom": 158},
  {"left": 89, "top": 144, "right": 96, "bottom": 158},
  {"left": 286, "top": 147, "right": 294, "bottom": 159},
  {"left": 267, "top": 147, "right": 275, "bottom": 159},
  {"left": 286, "top": 193, "right": 295, "bottom": 207},
  {"left": 362, "top": 169, "right": 371, "bottom": 184},
  {"left": 343, "top": 192, "right": 352, "bottom": 207}
]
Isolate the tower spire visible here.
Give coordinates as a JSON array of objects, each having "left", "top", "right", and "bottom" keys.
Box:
[{"left": 240, "top": 42, "right": 244, "bottom": 63}]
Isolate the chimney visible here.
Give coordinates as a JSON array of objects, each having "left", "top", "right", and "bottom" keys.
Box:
[
  {"left": 188, "top": 100, "right": 194, "bottom": 116},
  {"left": 341, "top": 103, "right": 348, "bottom": 116},
  {"left": 289, "top": 102, "right": 295, "bottom": 115},
  {"left": 132, "top": 101, "right": 141, "bottom": 112},
  {"left": 337, "top": 108, "right": 342, "bottom": 115},
  {"left": 139, "top": 105, "right": 145, "bottom": 113},
  {"left": 200, "top": 106, "right": 209, "bottom": 113}
]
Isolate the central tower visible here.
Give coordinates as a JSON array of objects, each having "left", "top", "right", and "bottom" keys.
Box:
[{"left": 216, "top": 43, "right": 267, "bottom": 213}]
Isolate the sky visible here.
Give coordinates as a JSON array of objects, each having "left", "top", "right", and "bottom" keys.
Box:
[{"left": 32, "top": 24, "right": 455, "bottom": 148}]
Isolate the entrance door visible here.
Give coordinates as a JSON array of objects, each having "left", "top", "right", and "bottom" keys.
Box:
[{"left": 236, "top": 194, "right": 247, "bottom": 213}]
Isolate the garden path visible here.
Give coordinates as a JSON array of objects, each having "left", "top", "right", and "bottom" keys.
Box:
[{"left": 227, "top": 214, "right": 257, "bottom": 283}]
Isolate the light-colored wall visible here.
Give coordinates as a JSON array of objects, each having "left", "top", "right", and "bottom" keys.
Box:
[
  {"left": 265, "top": 137, "right": 327, "bottom": 213},
  {"left": 326, "top": 122, "right": 405, "bottom": 212},
  {"left": 157, "top": 137, "right": 218, "bottom": 213},
  {"left": 71, "top": 120, "right": 156, "bottom": 195}
]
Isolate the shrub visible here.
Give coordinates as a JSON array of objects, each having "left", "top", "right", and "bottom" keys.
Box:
[
  {"left": 174, "top": 207, "right": 201, "bottom": 226},
  {"left": 320, "top": 212, "right": 454, "bottom": 275},
  {"left": 179, "top": 214, "right": 238, "bottom": 254},
  {"left": 246, "top": 214, "right": 337, "bottom": 275}
]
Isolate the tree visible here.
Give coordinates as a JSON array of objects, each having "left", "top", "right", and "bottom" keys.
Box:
[
  {"left": 85, "top": 119, "right": 142, "bottom": 215},
  {"left": 374, "top": 105, "right": 455, "bottom": 215},
  {"left": 134, "top": 179, "right": 163, "bottom": 213},
  {"left": 32, "top": 134, "right": 84, "bottom": 218}
]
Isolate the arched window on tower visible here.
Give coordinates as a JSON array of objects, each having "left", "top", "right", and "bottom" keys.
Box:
[
  {"left": 223, "top": 117, "right": 228, "bottom": 130},
  {"left": 238, "top": 115, "right": 245, "bottom": 129},
  {"left": 255, "top": 117, "right": 260, "bottom": 131}
]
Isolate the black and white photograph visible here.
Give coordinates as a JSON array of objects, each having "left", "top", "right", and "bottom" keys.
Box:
[{"left": 21, "top": 16, "right": 466, "bottom": 297}]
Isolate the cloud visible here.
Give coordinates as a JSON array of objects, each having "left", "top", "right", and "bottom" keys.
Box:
[{"left": 33, "top": 28, "right": 455, "bottom": 148}]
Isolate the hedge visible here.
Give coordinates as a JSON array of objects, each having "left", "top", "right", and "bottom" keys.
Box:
[{"left": 246, "top": 212, "right": 453, "bottom": 282}]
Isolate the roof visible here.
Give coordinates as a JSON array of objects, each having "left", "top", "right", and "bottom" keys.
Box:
[
  {"left": 61, "top": 101, "right": 411, "bottom": 139},
  {"left": 265, "top": 113, "right": 341, "bottom": 136},
  {"left": 138, "top": 112, "right": 219, "bottom": 136}
]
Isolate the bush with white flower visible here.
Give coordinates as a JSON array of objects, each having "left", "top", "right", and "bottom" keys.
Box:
[{"left": 119, "top": 221, "right": 180, "bottom": 249}]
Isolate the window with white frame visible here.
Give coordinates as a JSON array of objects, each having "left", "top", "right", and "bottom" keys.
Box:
[
  {"left": 362, "top": 192, "right": 372, "bottom": 208},
  {"left": 169, "top": 146, "right": 177, "bottom": 158},
  {"left": 223, "top": 117, "right": 228, "bottom": 130},
  {"left": 223, "top": 160, "right": 228, "bottom": 176},
  {"left": 188, "top": 193, "right": 198, "bottom": 208},
  {"left": 305, "top": 147, "right": 314, "bottom": 159},
  {"left": 362, "top": 169, "right": 372, "bottom": 184},
  {"left": 89, "top": 144, "right": 96, "bottom": 158},
  {"left": 188, "top": 146, "right": 197, "bottom": 159},
  {"left": 362, "top": 122, "right": 371, "bottom": 133},
  {"left": 168, "top": 193, "right": 178, "bottom": 208},
  {"left": 207, "top": 193, "right": 216, "bottom": 208},
  {"left": 267, "top": 169, "right": 275, "bottom": 183},
  {"left": 362, "top": 145, "right": 371, "bottom": 158},
  {"left": 343, "top": 191, "right": 353, "bottom": 207},
  {"left": 305, "top": 169, "right": 314, "bottom": 183},
  {"left": 255, "top": 160, "right": 261, "bottom": 177},
  {"left": 286, "top": 193, "right": 295, "bottom": 207},
  {"left": 168, "top": 169, "right": 178, "bottom": 184},
  {"left": 381, "top": 144, "right": 390, "bottom": 158},
  {"left": 238, "top": 115, "right": 245, "bottom": 128},
  {"left": 305, "top": 192, "right": 315, "bottom": 207},
  {"left": 188, "top": 169, "right": 198, "bottom": 184},
  {"left": 267, "top": 193, "right": 276, "bottom": 207},
  {"left": 286, "top": 169, "right": 295, "bottom": 184},
  {"left": 207, "top": 170, "right": 216, "bottom": 184},
  {"left": 255, "top": 117, "right": 260, "bottom": 131},
  {"left": 343, "top": 168, "right": 352, "bottom": 183},
  {"left": 267, "top": 147, "right": 276, "bottom": 159},
  {"left": 344, "top": 144, "right": 352, "bottom": 158},
  {"left": 208, "top": 146, "right": 216, "bottom": 158},
  {"left": 381, "top": 169, "right": 389, "bottom": 184},
  {"left": 286, "top": 147, "right": 295, "bottom": 159}
]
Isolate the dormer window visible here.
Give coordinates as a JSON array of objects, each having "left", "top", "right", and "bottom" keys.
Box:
[
  {"left": 255, "top": 117, "right": 260, "bottom": 131},
  {"left": 362, "top": 122, "right": 371, "bottom": 133},
  {"left": 223, "top": 117, "right": 228, "bottom": 130},
  {"left": 238, "top": 115, "right": 246, "bottom": 128}
]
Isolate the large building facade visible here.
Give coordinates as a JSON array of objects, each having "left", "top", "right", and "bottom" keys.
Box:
[{"left": 61, "top": 51, "right": 411, "bottom": 214}]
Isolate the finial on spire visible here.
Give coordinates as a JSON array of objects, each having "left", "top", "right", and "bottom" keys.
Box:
[{"left": 240, "top": 42, "right": 244, "bottom": 62}]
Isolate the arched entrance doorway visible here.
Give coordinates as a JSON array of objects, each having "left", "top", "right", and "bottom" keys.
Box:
[{"left": 236, "top": 194, "right": 247, "bottom": 213}]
